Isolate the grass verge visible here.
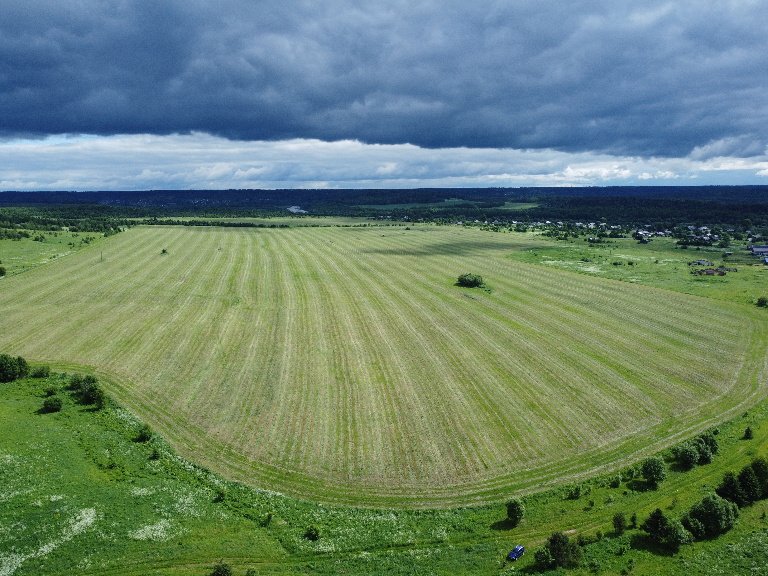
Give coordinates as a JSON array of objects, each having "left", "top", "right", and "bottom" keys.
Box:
[{"left": 2, "top": 371, "right": 768, "bottom": 575}]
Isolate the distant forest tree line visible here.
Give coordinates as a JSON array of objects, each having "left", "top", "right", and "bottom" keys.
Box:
[{"left": 1, "top": 186, "right": 767, "bottom": 233}]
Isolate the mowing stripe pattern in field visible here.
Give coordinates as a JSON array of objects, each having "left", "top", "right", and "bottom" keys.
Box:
[{"left": 1, "top": 225, "right": 766, "bottom": 506}]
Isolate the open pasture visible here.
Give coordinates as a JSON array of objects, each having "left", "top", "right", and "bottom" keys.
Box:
[
  {"left": 0, "top": 233, "right": 85, "bottom": 275},
  {"left": 1, "top": 225, "right": 766, "bottom": 506},
  {"left": 508, "top": 237, "right": 768, "bottom": 305},
  {"left": 356, "top": 199, "right": 538, "bottom": 211}
]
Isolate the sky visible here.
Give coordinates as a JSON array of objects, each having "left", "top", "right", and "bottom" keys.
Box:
[{"left": 2, "top": 0, "right": 767, "bottom": 190}]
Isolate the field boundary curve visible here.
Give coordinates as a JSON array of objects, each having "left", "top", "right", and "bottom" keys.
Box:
[{"left": 4, "top": 226, "right": 768, "bottom": 508}]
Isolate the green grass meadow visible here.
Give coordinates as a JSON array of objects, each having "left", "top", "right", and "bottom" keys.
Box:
[
  {"left": 0, "top": 232, "right": 97, "bottom": 276},
  {"left": 507, "top": 235, "right": 768, "bottom": 305},
  {"left": 1, "top": 225, "right": 767, "bottom": 507},
  {"left": 1, "top": 225, "right": 765, "bottom": 506},
  {"left": 2, "top": 222, "right": 768, "bottom": 575},
  {"left": 2, "top": 371, "right": 768, "bottom": 576},
  {"left": 0, "top": 376, "right": 287, "bottom": 576}
]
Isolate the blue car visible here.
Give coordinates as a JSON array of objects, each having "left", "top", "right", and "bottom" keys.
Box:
[{"left": 508, "top": 545, "right": 525, "bottom": 561}]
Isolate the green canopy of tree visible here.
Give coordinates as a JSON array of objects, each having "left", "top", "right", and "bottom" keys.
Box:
[
  {"left": 535, "top": 531, "right": 582, "bottom": 569},
  {"left": 0, "top": 354, "right": 29, "bottom": 383},
  {"left": 683, "top": 494, "right": 738, "bottom": 540},
  {"left": 456, "top": 273, "right": 484, "bottom": 288},
  {"left": 641, "top": 456, "right": 667, "bottom": 487}
]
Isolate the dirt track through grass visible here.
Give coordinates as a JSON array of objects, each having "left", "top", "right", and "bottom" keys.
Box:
[{"left": 1, "top": 225, "right": 766, "bottom": 506}]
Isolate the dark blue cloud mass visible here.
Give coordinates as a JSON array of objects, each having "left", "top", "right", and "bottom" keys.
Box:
[{"left": 2, "top": 0, "right": 767, "bottom": 158}]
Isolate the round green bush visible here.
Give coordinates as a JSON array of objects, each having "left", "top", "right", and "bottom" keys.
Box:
[
  {"left": 456, "top": 273, "right": 484, "bottom": 288},
  {"left": 42, "top": 396, "right": 63, "bottom": 413}
]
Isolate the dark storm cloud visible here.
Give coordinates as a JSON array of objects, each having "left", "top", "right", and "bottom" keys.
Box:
[{"left": 2, "top": 1, "right": 767, "bottom": 157}]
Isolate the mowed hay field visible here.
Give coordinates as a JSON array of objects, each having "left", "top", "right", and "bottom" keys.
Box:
[{"left": 2, "top": 225, "right": 767, "bottom": 507}]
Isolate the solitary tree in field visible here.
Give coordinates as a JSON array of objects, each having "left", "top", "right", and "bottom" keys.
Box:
[
  {"left": 134, "top": 424, "right": 153, "bottom": 443},
  {"left": 456, "top": 273, "right": 484, "bottom": 288},
  {"left": 612, "top": 512, "right": 627, "bottom": 536},
  {"left": 505, "top": 498, "right": 525, "bottom": 527},
  {"left": 208, "top": 562, "right": 232, "bottom": 576},
  {"left": 683, "top": 494, "right": 738, "bottom": 540},
  {"left": 42, "top": 396, "right": 63, "bottom": 413},
  {"left": 305, "top": 524, "right": 321, "bottom": 541},
  {"left": 641, "top": 456, "right": 667, "bottom": 488}
]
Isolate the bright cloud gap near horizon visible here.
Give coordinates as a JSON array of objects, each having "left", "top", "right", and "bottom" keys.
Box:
[{"left": 1, "top": 132, "right": 767, "bottom": 191}]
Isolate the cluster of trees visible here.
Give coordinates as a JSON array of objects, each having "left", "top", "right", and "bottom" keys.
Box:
[
  {"left": 0, "top": 227, "right": 31, "bottom": 240},
  {"left": 716, "top": 456, "right": 768, "bottom": 508},
  {"left": 66, "top": 374, "right": 106, "bottom": 409},
  {"left": 671, "top": 431, "right": 719, "bottom": 470},
  {"left": 641, "top": 493, "right": 739, "bottom": 551},
  {"left": 535, "top": 531, "right": 583, "bottom": 569},
  {"left": 683, "top": 494, "right": 739, "bottom": 540},
  {"left": 531, "top": 489, "right": 740, "bottom": 570},
  {"left": 523, "top": 434, "right": 729, "bottom": 568},
  {"left": 622, "top": 431, "right": 759, "bottom": 540},
  {"left": 534, "top": 487, "right": 742, "bottom": 567},
  {"left": 0, "top": 353, "right": 29, "bottom": 382},
  {"left": 639, "top": 432, "right": 719, "bottom": 488},
  {"left": 0, "top": 206, "right": 127, "bottom": 235},
  {"left": 633, "top": 436, "right": 734, "bottom": 549},
  {"left": 39, "top": 373, "right": 108, "bottom": 414},
  {"left": 1, "top": 353, "right": 56, "bottom": 412},
  {"left": 3, "top": 189, "right": 767, "bottom": 236},
  {"left": 640, "top": 507, "right": 690, "bottom": 550}
]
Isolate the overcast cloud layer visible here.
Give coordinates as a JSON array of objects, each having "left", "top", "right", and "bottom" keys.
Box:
[{"left": 2, "top": 1, "right": 768, "bottom": 189}]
